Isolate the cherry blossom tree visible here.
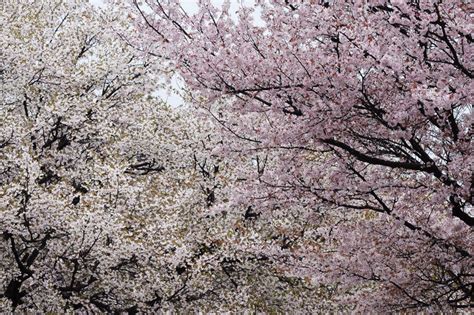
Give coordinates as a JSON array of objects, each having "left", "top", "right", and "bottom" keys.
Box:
[
  {"left": 136, "top": 0, "right": 473, "bottom": 311},
  {"left": 1, "top": 0, "right": 337, "bottom": 312},
  {"left": 0, "top": 0, "right": 180, "bottom": 311}
]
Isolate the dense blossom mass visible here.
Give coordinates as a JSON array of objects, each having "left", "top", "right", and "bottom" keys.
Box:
[
  {"left": 135, "top": 0, "right": 473, "bottom": 311},
  {"left": 1, "top": 0, "right": 472, "bottom": 312},
  {"left": 0, "top": 0, "right": 335, "bottom": 312}
]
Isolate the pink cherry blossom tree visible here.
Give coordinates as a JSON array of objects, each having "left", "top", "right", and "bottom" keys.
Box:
[{"left": 135, "top": 0, "right": 473, "bottom": 311}]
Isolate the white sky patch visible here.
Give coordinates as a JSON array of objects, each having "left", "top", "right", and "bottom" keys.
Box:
[
  {"left": 90, "top": 0, "right": 105, "bottom": 7},
  {"left": 153, "top": 75, "right": 187, "bottom": 108}
]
